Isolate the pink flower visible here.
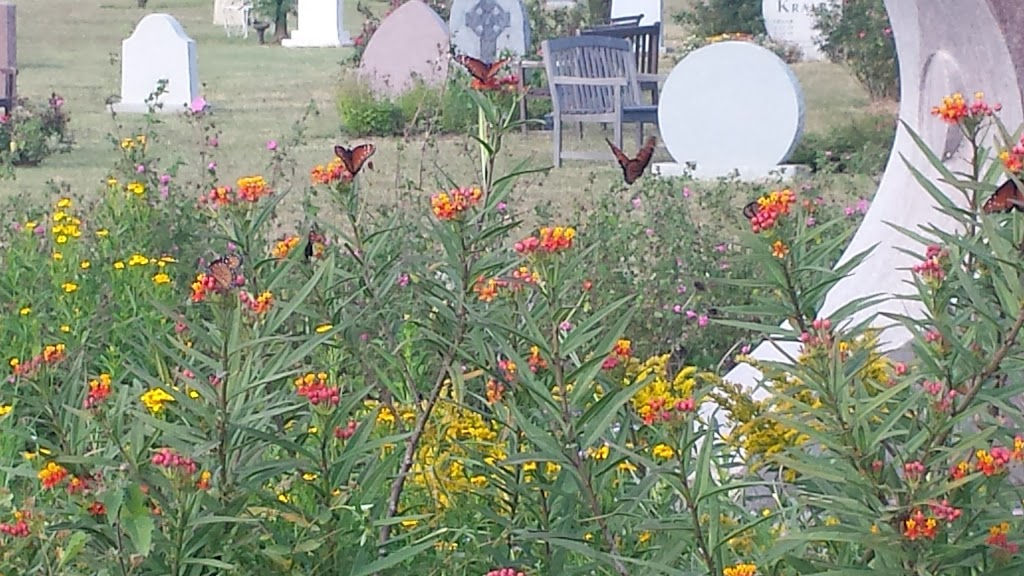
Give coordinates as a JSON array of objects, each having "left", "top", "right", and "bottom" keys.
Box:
[
  {"left": 681, "top": 187, "right": 691, "bottom": 198},
  {"left": 559, "top": 320, "right": 573, "bottom": 331},
  {"left": 136, "top": 164, "right": 146, "bottom": 173},
  {"left": 697, "top": 315, "right": 708, "bottom": 327},
  {"left": 208, "top": 137, "right": 219, "bottom": 148},
  {"left": 631, "top": 197, "right": 642, "bottom": 209},
  {"left": 672, "top": 304, "right": 683, "bottom": 314},
  {"left": 189, "top": 96, "right": 209, "bottom": 114},
  {"left": 159, "top": 173, "right": 171, "bottom": 185},
  {"left": 266, "top": 140, "right": 278, "bottom": 151}
]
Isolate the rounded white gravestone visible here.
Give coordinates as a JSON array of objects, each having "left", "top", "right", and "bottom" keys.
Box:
[
  {"left": 656, "top": 41, "right": 804, "bottom": 177},
  {"left": 762, "top": 0, "right": 838, "bottom": 61}
]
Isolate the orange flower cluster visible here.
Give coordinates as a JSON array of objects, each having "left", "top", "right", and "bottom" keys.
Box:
[
  {"left": 930, "top": 91, "right": 1000, "bottom": 124},
  {"left": 0, "top": 510, "right": 30, "bottom": 538},
  {"left": 294, "top": 372, "right": 340, "bottom": 407},
  {"left": 11, "top": 343, "right": 67, "bottom": 380},
  {"left": 200, "top": 185, "right": 234, "bottom": 207},
  {"left": 84, "top": 373, "right": 112, "bottom": 409},
  {"left": 38, "top": 461, "right": 69, "bottom": 490},
  {"left": 949, "top": 438, "right": 1024, "bottom": 479},
  {"left": 472, "top": 74, "right": 520, "bottom": 93},
  {"left": 748, "top": 189, "right": 796, "bottom": 233},
  {"left": 514, "top": 226, "right": 576, "bottom": 255},
  {"left": 236, "top": 176, "right": 271, "bottom": 202},
  {"left": 512, "top": 266, "right": 540, "bottom": 285},
  {"left": 474, "top": 276, "right": 505, "bottom": 302},
  {"left": 196, "top": 470, "right": 212, "bottom": 491},
  {"left": 987, "top": 522, "right": 1019, "bottom": 554},
  {"left": 151, "top": 447, "right": 198, "bottom": 475},
  {"left": 240, "top": 290, "right": 274, "bottom": 315},
  {"left": 527, "top": 346, "right": 547, "bottom": 373},
  {"left": 190, "top": 273, "right": 218, "bottom": 303},
  {"left": 311, "top": 157, "right": 352, "bottom": 185},
  {"left": 271, "top": 236, "right": 301, "bottom": 259},
  {"left": 432, "top": 186, "right": 483, "bottom": 220},
  {"left": 486, "top": 379, "right": 505, "bottom": 404},
  {"left": 999, "top": 134, "right": 1024, "bottom": 174},
  {"left": 903, "top": 509, "right": 939, "bottom": 540},
  {"left": 723, "top": 564, "right": 757, "bottom": 576},
  {"left": 602, "top": 339, "right": 633, "bottom": 371},
  {"left": 912, "top": 245, "right": 947, "bottom": 282}
]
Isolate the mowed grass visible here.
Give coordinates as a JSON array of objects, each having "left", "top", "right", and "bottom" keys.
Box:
[{"left": 1, "top": 0, "right": 881, "bottom": 211}]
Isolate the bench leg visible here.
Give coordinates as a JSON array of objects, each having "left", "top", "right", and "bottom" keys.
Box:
[
  {"left": 518, "top": 75, "right": 528, "bottom": 134},
  {"left": 635, "top": 122, "right": 643, "bottom": 150},
  {"left": 553, "top": 116, "right": 563, "bottom": 168}
]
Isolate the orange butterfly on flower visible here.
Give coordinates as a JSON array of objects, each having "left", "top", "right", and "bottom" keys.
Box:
[
  {"left": 455, "top": 54, "right": 518, "bottom": 92},
  {"left": 982, "top": 178, "right": 1024, "bottom": 214},
  {"left": 333, "top": 144, "right": 376, "bottom": 178}
]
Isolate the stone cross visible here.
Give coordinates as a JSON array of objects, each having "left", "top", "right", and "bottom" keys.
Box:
[{"left": 465, "top": 0, "right": 510, "bottom": 62}]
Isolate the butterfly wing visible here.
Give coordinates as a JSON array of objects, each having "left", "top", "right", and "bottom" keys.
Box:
[
  {"left": 485, "top": 58, "right": 509, "bottom": 80},
  {"left": 742, "top": 200, "right": 760, "bottom": 220},
  {"left": 625, "top": 136, "right": 657, "bottom": 184},
  {"left": 605, "top": 138, "right": 632, "bottom": 182},
  {"left": 983, "top": 179, "right": 1024, "bottom": 214},
  {"left": 304, "top": 234, "right": 314, "bottom": 261},
  {"left": 456, "top": 54, "right": 490, "bottom": 83},
  {"left": 207, "top": 259, "right": 234, "bottom": 291}
]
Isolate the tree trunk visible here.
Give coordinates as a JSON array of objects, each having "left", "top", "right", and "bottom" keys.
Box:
[{"left": 272, "top": 4, "right": 289, "bottom": 43}]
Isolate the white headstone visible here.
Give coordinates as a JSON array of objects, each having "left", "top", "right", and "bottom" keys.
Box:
[
  {"left": 610, "top": 0, "right": 662, "bottom": 28},
  {"left": 449, "top": 0, "right": 530, "bottom": 62},
  {"left": 110, "top": 14, "right": 200, "bottom": 114},
  {"left": 282, "top": 0, "right": 352, "bottom": 48},
  {"left": 655, "top": 41, "right": 804, "bottom": 177},
  {"left": 762, "top": 0, "right": 839, "bottom": 61}
]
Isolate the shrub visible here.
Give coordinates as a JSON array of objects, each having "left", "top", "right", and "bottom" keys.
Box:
[
  {"left": 813, "top": 0, "right": 899, "bottom": 101},
  {"left": 0, "top": 93, "right": 74, "bottom": 177},
  {"left": 788, "top": 111, "right": 897, "bottom": 175},
  {"left": 673, "top": 0, "right": 766, "bottom": 37}
]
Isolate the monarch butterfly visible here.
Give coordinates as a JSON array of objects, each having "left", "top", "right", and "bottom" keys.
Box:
[
  {"left": 606, "top": 136, "right": 657, "bottom": 185},
  {"left": 742, "top": 200, "right": 761, "bottom": 221},
  {"left": 334, "top": 144, "right": 376, "bottom": 177},
  {"left": 982, "top": 178, "right": 1024, "bottom": 214},
  {"left": 207, "top": 253, "right": 244, "bottom": 291},
  {"left": 455, "top": 54, "right": 509, "bottom": 85},
  {"left": 304, "top": 228, "right": 326, "bottom": 262}
]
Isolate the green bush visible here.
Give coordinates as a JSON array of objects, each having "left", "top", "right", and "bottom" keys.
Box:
[
  {"left": 673, "top": 0, "right": 765, "bottom": 37},
  {"left": 0, "top": 93, "right": 74, "bottom": 178},
  {"left": 813, "top": 0, "right": 899, "bottom": 101},
  {"left": 788, "top": 112, "right": 897, "bottom": 175}
]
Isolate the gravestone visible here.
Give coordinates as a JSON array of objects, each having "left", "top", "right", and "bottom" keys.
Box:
[
  {"left": 654, "top": 41, "right": 805, "bottom": 180},
  {"left": 110, "top": 14, "right": 200, "bottom": 114},
  {"left": 282, "top": 0, "right": 352, "bottom": 47},
  {"left": 359, "top": 1, "right": 450, "bottom": 97},
  {"left": 449, "top": 0, "right": 530, "bottom": 62},
  {"left": 0, "top": 3, "right": 14, "bottom": 106},
  {"left": 610, "top": 0, "right": 662, "bottom": 45},
  {"left": 610, "top": 0, "right": 661, "bottom": 27},
  {"left": 720, "top": 0, "right": 1024, "bottom": 412},
  {"left": 762, "top": 0, "right": 839, "bottom": 61}
]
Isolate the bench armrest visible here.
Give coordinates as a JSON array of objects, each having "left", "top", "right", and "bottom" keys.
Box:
[
  {"left": 637, "top": 73, "right": 666, "bottom": 84},
  {"left": 549, "top": 76, "right": 628, "bottom": 87},
  {"left": 517, "top": 59, "right": 544, "bottom": 70}
]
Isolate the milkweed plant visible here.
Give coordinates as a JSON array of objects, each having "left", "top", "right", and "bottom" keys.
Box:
[{"left": 0, "top": 62, "right": 1021, "bottom": 576}]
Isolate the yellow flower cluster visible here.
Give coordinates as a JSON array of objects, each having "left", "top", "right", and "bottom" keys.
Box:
[
  {"left": 373, "top": 396, "right": 506, "bottom": 512},
  {"left": 623, "top": 354, "right": 700, "bottom": 425},
  {"left": 120, "top": 134, "right": 147, "bottom": 150},
  {"left": 111, "top": 254, "right": 176, "bottom": 285},
  {"left": 140, "top": 387, "right": 174, "bottom": 414},
  {"left": 51, "top": 198, "right": 83, "bottom": 245}
]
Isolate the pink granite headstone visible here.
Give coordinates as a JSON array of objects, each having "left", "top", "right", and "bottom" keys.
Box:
[
  {"left": 358, "top": 0, "right": 450, "bottom": 97},
  {"left": 0, "top": 3, "right": 15, "bottom": 104}
]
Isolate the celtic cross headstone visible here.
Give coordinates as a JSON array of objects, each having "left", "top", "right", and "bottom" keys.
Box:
[
  {"left": 465, "top": 0, "right": 510, "bottom": 62},
  {"left": 449, "top": 0, "right": 530, "bottom": 61}
]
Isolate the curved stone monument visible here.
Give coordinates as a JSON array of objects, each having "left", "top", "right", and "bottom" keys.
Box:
[{"left": 721, "top": 0, "right": 1024, "bottom": 404}]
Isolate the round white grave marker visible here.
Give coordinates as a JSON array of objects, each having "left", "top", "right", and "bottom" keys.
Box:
[
  {"left": 657, "top": 41, "right": 804, "bottom": 173},
  {"left": 762, "top": 0, "right": 839, "bottom": 62}
]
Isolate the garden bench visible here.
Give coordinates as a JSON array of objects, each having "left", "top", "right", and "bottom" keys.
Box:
[
  {"left": 0, "top": 66, "right": 15, "bottom": 113},
  {"left": 580, "top": 22, "right": 661, "bottom": 104},
  {"left": 541, "top": 35, "right": 658, "bottom": 166}
]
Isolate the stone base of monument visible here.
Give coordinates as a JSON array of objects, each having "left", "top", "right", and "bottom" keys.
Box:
[
  {"left": 652, "top": 162, "right": 810, "bottom": 182},
  {"left": 282, "top": 31, "right": 353, "bottom": 48},
  {"left": 108, "top": 101, "right": 203, "bottom": 115}
]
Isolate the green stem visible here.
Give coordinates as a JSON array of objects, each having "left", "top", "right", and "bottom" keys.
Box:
[{"left": 478, "top": 106, "right": 489, "bottom": 185}]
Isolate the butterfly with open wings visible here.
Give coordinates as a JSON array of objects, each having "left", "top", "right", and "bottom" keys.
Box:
[
  {"left": 334, "top": 144, "right": 376, "bottom": 178},
  {"left": 455, "top": 54, "right": 511, "bottom": 90},
  {"left": 206, "top": 253, "right": 245, "bottom": 292},
  {"left": 982, "top": 178, "right": 1024, "bottom": 214},
  {"left": 606, "top": 136, "right": 657, "bottom": 185}
]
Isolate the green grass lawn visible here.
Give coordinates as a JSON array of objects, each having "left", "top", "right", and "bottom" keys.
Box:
[{"left": 1, "top": 0, "right": 884, "bottom": 211}]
